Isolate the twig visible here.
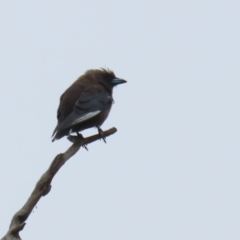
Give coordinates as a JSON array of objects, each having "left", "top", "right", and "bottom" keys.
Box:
[{"left": 1, "top": 127, "right": 117, "bottom": 240}]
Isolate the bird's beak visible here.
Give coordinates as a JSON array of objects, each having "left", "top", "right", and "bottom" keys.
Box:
[{"left": 111, "top": 78, "right": 127, "bottom": 86}]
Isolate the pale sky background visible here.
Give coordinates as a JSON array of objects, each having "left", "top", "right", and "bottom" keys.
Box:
[{"left": 0, "top": 1, "right": 240, "bottom": 240}]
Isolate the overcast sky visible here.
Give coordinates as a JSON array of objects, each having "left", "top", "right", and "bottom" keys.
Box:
[{"left": 0, "top": 1, "right": 240, "bottom": 239}]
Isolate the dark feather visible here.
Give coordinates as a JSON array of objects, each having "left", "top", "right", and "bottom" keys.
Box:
[{"left": 52, "top": 68, "right": 126, "bottom": 141}]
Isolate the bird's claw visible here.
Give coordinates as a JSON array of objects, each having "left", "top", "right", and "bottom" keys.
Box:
[
  {"left": 82, "top": 144, "right": 88, "bottom": 151},
  {"left": 98, "top": 127, "right": 107, "bottom": 143},
  {"left": 76, "top": 132, "right": 88, "bottom": 150}
]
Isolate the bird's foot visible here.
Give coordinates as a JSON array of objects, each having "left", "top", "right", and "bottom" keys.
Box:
[
  {"left": 98, "top": 127, "right": 107, "bottom": 143},
  {"left": 76, "top": 132, "right": 88, "bottom": 150}
]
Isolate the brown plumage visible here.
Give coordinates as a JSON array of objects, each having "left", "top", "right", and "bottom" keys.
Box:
[{"left": 52, "top": 68, "right": 127, "bottom": 142}]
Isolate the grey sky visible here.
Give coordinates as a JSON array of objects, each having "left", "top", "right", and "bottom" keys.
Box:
[{"left": 0, "top": 1, "right": 240, "bottom": 239}]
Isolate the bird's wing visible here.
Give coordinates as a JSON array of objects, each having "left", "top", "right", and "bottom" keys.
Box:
[{"left": 58, "top": 90, "right": 113, "bottom": 130}]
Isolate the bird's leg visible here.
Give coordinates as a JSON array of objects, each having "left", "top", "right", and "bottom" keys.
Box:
[
  {"left": 97, "top": 127, "right": 107, "bottom": 143},
  {"left": 76, "top": 132, "right": 88, "bottom": 151}
]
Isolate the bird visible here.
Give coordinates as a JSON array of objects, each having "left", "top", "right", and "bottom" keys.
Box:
[{"left": 52, "top": 68, "right": 127, "bottom": 142}]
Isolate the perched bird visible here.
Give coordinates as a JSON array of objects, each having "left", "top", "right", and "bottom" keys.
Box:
[{"left": 52, "top": 68, "right": 127, "bottom": 142}]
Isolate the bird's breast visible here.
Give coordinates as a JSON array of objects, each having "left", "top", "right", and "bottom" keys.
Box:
[{"left": 95, "top": 104, "right": 112, "bottom": 126}]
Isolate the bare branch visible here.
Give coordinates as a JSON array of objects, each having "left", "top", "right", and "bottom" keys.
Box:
[{"left": 1, "top": 127, "right": 117, "bottom": 240}]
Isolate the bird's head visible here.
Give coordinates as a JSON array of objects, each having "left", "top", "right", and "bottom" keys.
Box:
[{"left": 85, "top": 68, "right": 127, "bottom": 88}]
